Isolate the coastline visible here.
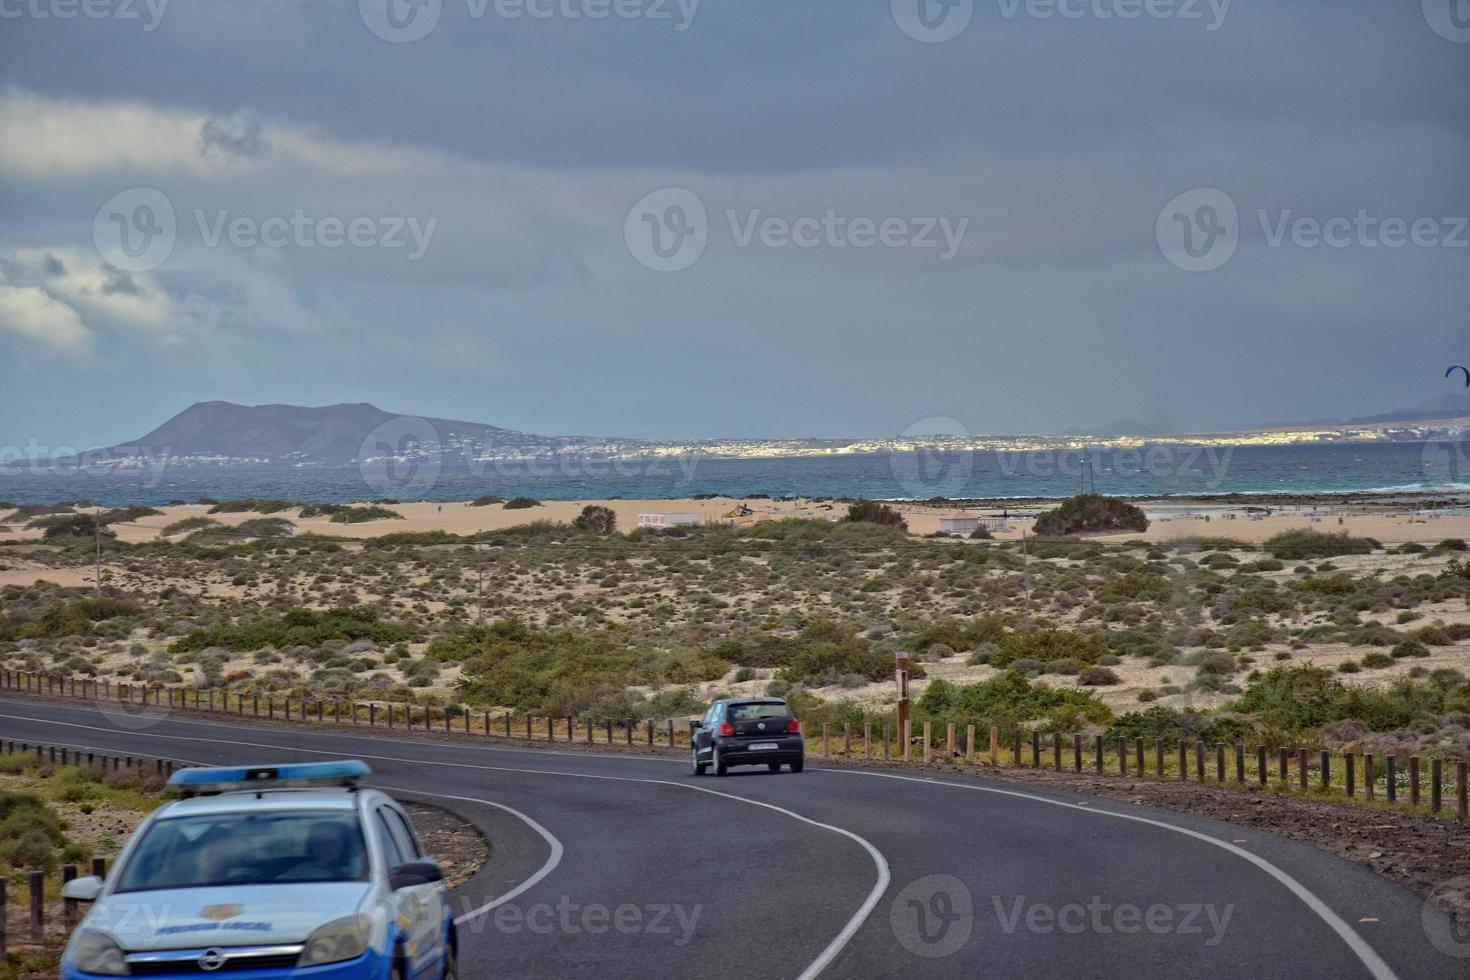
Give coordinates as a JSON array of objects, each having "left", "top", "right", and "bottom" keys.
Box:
[{"left": 4, "top": 490, "right": 1470, "bottom": 546}]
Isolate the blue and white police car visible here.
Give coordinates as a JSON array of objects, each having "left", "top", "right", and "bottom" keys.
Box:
[{"left": 60, "top": 761, "right": 457, "bottom": 979}]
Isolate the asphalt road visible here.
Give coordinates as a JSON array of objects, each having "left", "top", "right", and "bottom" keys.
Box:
[{"left": 1, "top": 696, "right": 1464, "bottom": 979}]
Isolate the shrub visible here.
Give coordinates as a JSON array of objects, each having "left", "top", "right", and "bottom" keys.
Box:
[
  {"left": 1079, "top": 665, "right": 1121, "bottom": 686},
  {"left": 1263, "top": 529, "right": 1373, "bottom": 561},
  {"left": 573, "top": 505, "right": 617, "bottom": 535},
  {"left": 778, "top": 621, "right": 893, "bottom": 686},
  {"left": 845, "top": 501, "right": 907, "bottom": 531},
  {"left": 171, "top": 608, "right": 412, "bottom": 653},
  {"left": 1033, "top": 495, "right": 1148, "bottom": 536},
  {"left": 1360, "top": 651, "right": 1393, "bottom": 669},
  {"left": 208, "top": 499, "right": 297, "bottom": 515},
  {"left": 993, "top": 629, "right": 1108, "bottom": 669},
  {"left": 917, "top": 670, "right": 1110, "bottom": 738},
  {"left": 0, "top": 790, "right": 70, "bottom": 871},
  {"left": 1391, "top": 640, "right": 1430, "bottom": 659},
  {"left": 469, "top": 496, "right": 505, "bottom": 507},
  {"left": 503, "top": 497, "right": 541, "bottom": 510}
]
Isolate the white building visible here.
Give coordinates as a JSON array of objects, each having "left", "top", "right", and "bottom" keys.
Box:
[
  {"left": 938, "top": 515, "right": 980, "bottom": 536},
  {"left": 638, "top": 512, "right": 701, "bottom": 529}
]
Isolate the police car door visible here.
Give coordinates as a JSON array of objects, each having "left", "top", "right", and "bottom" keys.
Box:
[{"left": 375, "top": 805, "right": 445, "bottom": 978}]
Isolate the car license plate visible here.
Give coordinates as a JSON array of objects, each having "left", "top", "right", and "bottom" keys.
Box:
[{"left": 749, "top": 742, "right": 778, "bottom": 751}]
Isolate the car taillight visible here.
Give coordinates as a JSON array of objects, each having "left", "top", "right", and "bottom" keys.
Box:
[
  {"left": 719, "top": 722, "right": 735, "bottom": 736},
  {"left": 788, "top": 719, "right": 801, "bottom": 733}
]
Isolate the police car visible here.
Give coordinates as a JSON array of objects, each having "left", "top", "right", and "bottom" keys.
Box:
[{"left": 59, "top": 761, "right": 457, "bottom": 979}]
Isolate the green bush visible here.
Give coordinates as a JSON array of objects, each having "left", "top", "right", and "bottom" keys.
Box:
[
  {"left": 1263, "top": 529, "right": 1373, "bottom": 561},
  {"left": 1034, "top": 495, "right": 1148, "bottom": 536},
  {"left": 778, "top": 621, "right": 893, "bottom": 686},
  {"left": 1391, "top": 640, "right": 1430, "bottom": 659},
  {"left": 503, "top": 497, "right": 542, "bottom": 510},
  {"left": 917, "top": 671, "right": 1110, "bottom": 738},
  {"left": 171, "top": 608, "right": 412, "bottom": 653},
  {"left": 993, "top": 629, "right": 1108, "bottom": 669},
  {"left": 0, "top": 790, "right": 70, "bottom": 871},
  {"left": 845, "top": 501, "right": 907, "bottom": 531},
  {"left": 1079, "top": 665, "right": 1121, "bottom": 686},
  {"left": 573, "top": 505, "right": 617, "bottom": 535}
]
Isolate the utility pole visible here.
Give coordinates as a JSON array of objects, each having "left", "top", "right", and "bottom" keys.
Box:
[
  {"left": 1021, "top": 530, "right": 1031, "bottom": 630},
  {"left": 94, "top": 508, "right": 102, "bottom": 598},
  {"left": 894, "top": 651, "right": 911, "bottom": 748},
  {"left": 476, "top": 529, "right": 485, "bottom": 626}
]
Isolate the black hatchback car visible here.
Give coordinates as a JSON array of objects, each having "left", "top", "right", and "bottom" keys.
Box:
[{"left": 691, "top": 698, "right": 804, "bottom": 775}]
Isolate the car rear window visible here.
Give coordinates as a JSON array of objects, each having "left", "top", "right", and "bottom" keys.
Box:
[{"left": 728, "top": 702, "right": 791, "bottom": 721}]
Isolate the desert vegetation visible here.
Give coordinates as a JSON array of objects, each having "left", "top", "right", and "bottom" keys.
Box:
[{"left": 1, "top": 500, "right": 1469, "bottom": 760}]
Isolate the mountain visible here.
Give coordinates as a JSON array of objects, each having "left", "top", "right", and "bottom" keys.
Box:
[
  {"left": 1344, "top": 394, "right": 1470, "bottom": 426},
  {"left": 104, "top": 401, "right": 549, "bottom": 462},
  {"left": 1061, "top": 420, "right": 1162, "bottom": 438}
]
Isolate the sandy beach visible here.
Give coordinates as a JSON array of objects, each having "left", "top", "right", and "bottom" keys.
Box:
[{"left": 4, "top": 494, "right": 1470, "bottom": 545}]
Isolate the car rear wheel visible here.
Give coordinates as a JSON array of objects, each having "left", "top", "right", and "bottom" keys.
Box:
[
  {"left": 713, "top": 748, "right": 728, "bottom": 776},
  {"left": 767, "top": 762, "right": 781, "bottom": 773},
  {"left": 790, "top": 758, "right": 804, "bottom": 773},
  {"left": 692, "top": 749, "right": 706, "bottom": 776}
]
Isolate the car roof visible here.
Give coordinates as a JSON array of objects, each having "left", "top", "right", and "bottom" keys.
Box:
[
  {"left": 726, "top": 697, "right": 787, "bottom": 705},
  {"left": 158, "top": 789, "right": 366, "bottom": 818}
]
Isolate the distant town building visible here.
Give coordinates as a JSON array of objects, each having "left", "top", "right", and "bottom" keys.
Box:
[{"left": 638, "top": 512, "right": 701, "bottom": 529}]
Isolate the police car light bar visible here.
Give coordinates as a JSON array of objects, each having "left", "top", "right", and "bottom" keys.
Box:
[{"left": 168, "top": 760, "right": 371, "bottom": 795}]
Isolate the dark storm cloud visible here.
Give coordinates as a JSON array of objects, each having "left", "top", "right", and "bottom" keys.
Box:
[{"left": 0, "top": 0, "right": 1466, "bottom": 446}]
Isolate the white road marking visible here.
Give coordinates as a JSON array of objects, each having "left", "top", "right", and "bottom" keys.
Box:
[
  {"left": 0, "top": 711, "right": 889, "bottom": 980},
  {"left": 372, "top": 784, "right": 564, "bottom": 926},
  {"left": 819, "top": 768, "right": 1398, "bottom": 980}
]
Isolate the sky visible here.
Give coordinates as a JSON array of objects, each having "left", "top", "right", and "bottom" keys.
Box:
[{"left": 1, "top": 0, "right": 1467, "bottom": 449}]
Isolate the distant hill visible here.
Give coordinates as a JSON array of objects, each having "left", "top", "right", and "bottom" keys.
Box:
[
  {"left": 1345, "top": 394, "right": 1470, "bottom": 426},
  {"left": 102, "top": 401, "right": 553, "bottom": 462}
]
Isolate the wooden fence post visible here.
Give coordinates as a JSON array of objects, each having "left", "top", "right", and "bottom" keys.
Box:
[
  {"left": 922, "top": 722, "right": 931, "bottom": 765},
  {"left": 1431, "top": 758, "right": 1442, "bottom": 813},
  {"left": 1346, "top": 753, "right": 1356, "bottom": 799},
  {"left": 1385, "top": 755, "right": 1397, "bottom": 803},
  {"left": 990, "top": 726, "right": 999, "bottom": 765},
  {"left": 1031, "top": 732, "right": 1041, "bottom": 768},
  {"left": 865, "top": 722, "right": 873, "bottom": 759},
  {"left": 1094, "top": 734, "right": 1104, "bottom": 774},
  {"left": 945, "top": 723, "right": 954, "bottom": 760},
  {"left": 1118, "top": 736, "right": 1128, "bottom": 775},
  {"left": 1410, "top": 756, "right": 1421, "bottom": 807},
  {"left": 1320, "top": 750, "right": 1331, "bottom": 791},
  {"left": 1178, "top": 741, "right": 1188, "bottom": 781},
  {"left": 1298, "top": 748, "right": 1308, "bottom": 791},
  {"left": 62, "top": 864, "right": 78, "bottom": 927},
  {"left": 1052, "top": 732, "right": 1062, "bottom": 772},
  {"left": 1458, "top": 761, "right": 1468, "bottom": 823},
  {"left": 28, "top": 871, "right": 43, "bottom": 941}
]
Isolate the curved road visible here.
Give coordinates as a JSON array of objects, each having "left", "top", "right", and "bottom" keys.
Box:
[{"left": 0, "top": 696, "right": 1462, "bottom": 979}]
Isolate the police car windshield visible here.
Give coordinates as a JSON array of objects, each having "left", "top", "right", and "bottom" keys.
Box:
[{"left": 116, "top": 812, "right": 368, "bottom": 891}]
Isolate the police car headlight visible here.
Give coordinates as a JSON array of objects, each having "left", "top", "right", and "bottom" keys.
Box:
[
  {"left": 299, "top": 914, "right": 372, "bottom": 967},
  {"left": 70, "top": 929, "right": 130, "bottom": 976}
]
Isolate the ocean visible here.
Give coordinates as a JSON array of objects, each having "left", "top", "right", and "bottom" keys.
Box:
[{"left": 1, "top": 441, "right": 1468, "bottom": 508}]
